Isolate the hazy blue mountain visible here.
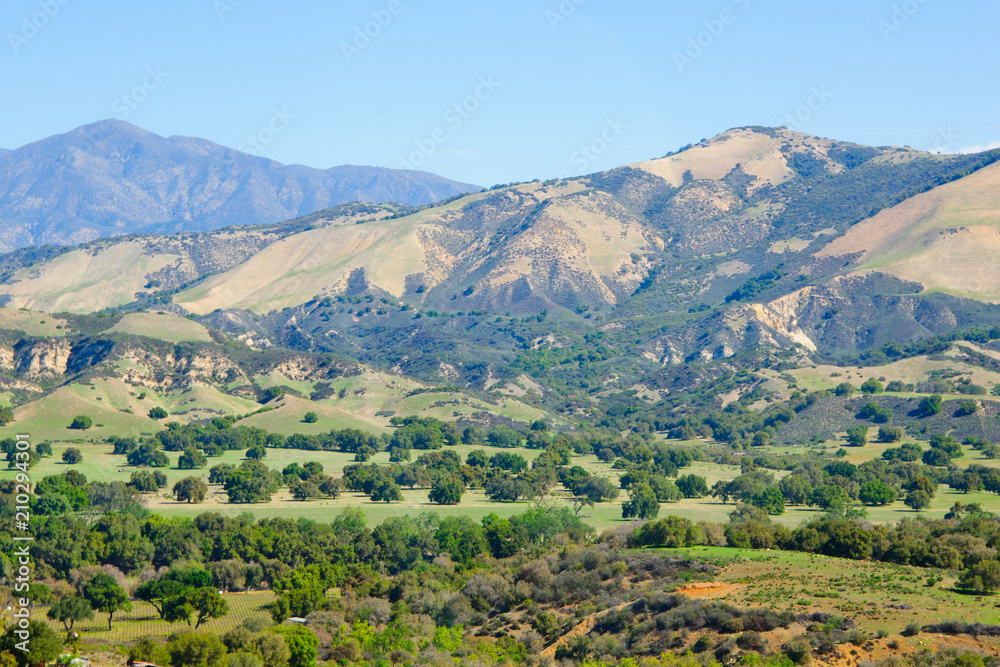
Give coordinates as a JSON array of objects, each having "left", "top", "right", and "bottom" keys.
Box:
[{"left": 0, "top": 120, "right": 480, "bottom": 251}]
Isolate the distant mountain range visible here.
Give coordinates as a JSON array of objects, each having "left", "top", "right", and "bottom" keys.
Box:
[
  {"left": 3, "top": 125, "right": 1000, "bottom": 395},
  {"left": 0, "top": 120, "right": 480, "bottom": 252}
]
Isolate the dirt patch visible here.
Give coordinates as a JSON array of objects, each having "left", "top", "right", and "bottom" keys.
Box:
[
  {"left": 541, "top": 601, "right": 634, "bottom": 660},
  {"left": 675, "top": 582, "right": 746, "bottom": 599}
]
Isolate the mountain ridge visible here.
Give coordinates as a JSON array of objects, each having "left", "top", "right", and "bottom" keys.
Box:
[
  {"left": 3, "top": 125, "right": 1000, "bottom": 396},
  {"left": 0, "top": 119, "right": 481, "bottom": 251}
]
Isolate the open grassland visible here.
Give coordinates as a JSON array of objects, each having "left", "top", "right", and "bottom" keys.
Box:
[
  {"left": 245, "top": 371, "right": 555, "bottom": 436},
  {"left": 0, "top": 384, "right": 162, "bottom": 442},
  {"left": 107, "top": 312, "right": 213, "bottom": 343},
  {"left": 174, "top": 220, "right": 430, "bottom": 314},
  {"left": 788, "top": 356, "right": 1000, "bottom": 396},
  {"left": 0, "top": 308, "right": 71, "bottom": 336},
  {"left": 11, "top": 436, "right": 1000, "bottom": 531},
  {"left": 0, "top": 369, "right": 551, "bottom": 443},
  {"left": 0, "top": 379, "right": 266, "bottom": 442},
  {"left": 634, "top": 128, "right": 792, "bottom": 190},
  {"left": 818, "top": 160, "right": 1000, "bottom": 301},
  {"left": 649, "top": 546, "right": 1000, "bottom": 636},
  {"left": 0, "top": 242, "right": 179, "bottom": 313}
]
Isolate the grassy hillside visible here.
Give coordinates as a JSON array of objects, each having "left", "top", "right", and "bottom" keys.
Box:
[
  {"left": 107, "top": 312, "right": 213, "bottom": 342},
  {"left": 174, "top": 181, "right": 654, "bottom": 315},
  {"left": 0, "top": 241, "right": 179, "bottom": 312},
  {"left": 819, "top": 160, "right": 1000, "bottom": 300}
]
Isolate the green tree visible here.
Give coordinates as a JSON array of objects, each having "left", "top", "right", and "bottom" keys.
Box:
[
  {"left": 846, "top": 425, "right": 868, "bottom": 447},
  {"left": 435, "top": 516, "right": 487, "bottom": 566},
  {"left": 878, "top": 426, "right": 904, "bottom": 442},
  {"left": 576, "top": 476, "right": 620, "bottom": 502},
  {"left": 135, "top": 578, "right": 188, "bottom": 619},
  {"left": 483, "top": 474, "right": 528, "bottom": 502},
  {"left": 749, "top": 487, "right": 785, "bottom": 515},
  {"left": 291, "top": 481, "right": 321, "bottom": 501},
  {"left": 858, "top": 401, "right": 892, "bottom": 423},
  {"left": 163, "top": 595, "right": 196, "bottom": 625},
  {"left": 370, "top": 479, "right": 403, "bottom": 503},
  {"left": 168, "top": 632, "right": 228, "bottom": 667},
  {"left": 428, "top": 476, "right": 464, "bottom": 505},
  {"left": 246, "top": 445, "right": 267, "bottom": 460},
  {"left": 224, "top": 461, "right": 280, "bottom": 503},
  {"left": 958, "top": 559, "right": 1000, "bottom": 594},
  {"left": 174, "top": 476, "right": 208, "bottom": 503},
  {"left": 388, "top": 446, "right": 410, "bottom": 463},
  {"left": 69, "top": 415, "right": 92, "bottom": 430},
  {"left": 675, "top": 474, "right": 709, "bottom": 498},
  {"left": 622, "top": 483, "right": 660, "bottom": 520},
  {"left": 920, "top": 394, "right": 943, "bottom": 416},
  {"left": 128, "top": 470, "right": 159, "bottom": 492},
  {"left": 302, "top": 412, "right": 318, "bottom": 424},
  {"left": 466, "top": 450, "right": 489, "bottom": 468},
  {"left": 254, "top": 633, "right": 290, "bottom": 667},
  {"left": 489, "top": 451, "right": 528, "bottom": 472},
  {"left": 833, "top": 382, "right": 855, "bottom": 397},
  {"left": 47, "top": 597, "right": 93, "bottom": 632},
  {"left": 129, "top": 638, "right": 171, "bottom": 667},
  {"left": 148, "top": 406, "right": 169, "bottom": 419},
  {"left": 0, "top": 620, "right": 63, "bottom": 667},
  {"left": 778, "top": 475, "right": 812, "bottom": 505},
  {"left": 905, "top": 489, "right": 932, "bottom": 512},
  {"left": 922, "top": 448, "right": 952, "bottom": 467},
  {"left": 128, "top": 442, "right": 170, "bottom": 467},
  {"left": 189, "top": 587, "right": 230, "bottom": 628},
  {"left": 858, "top": 480, "right": 898, "bottom": 506},
  {"left": 956, "top": 401, "right": 979, "bottom": 417},
  {"left": 482, "top": 513, "right": 527, "bottom": 558},
  {"left": 270, "top": 626, "right": 318, "bottom": 667},
  {"left": 62, "top": 448, "right": 83, "bottom": 464},
  {"left": 809, "top": 485, "right": 848, "bottom": 511},
  {"left": 229, "top": 653, "right": 263, "bottom": 667},
  {"left": 860, "top": 377, "right": 884, "bottom": 394},
  {"left": 83, "top": 573, "right": 132, "bottom": 630},
  {"left": 178, "top": 446, "right": 209, "bottom": 469},
  {"left": 634, "top": 516, "right": 703, "bottom": 548}
]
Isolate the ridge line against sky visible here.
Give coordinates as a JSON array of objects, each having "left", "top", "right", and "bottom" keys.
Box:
[{"left": 1, "top": 0, "right": 998, "bottom": 186}]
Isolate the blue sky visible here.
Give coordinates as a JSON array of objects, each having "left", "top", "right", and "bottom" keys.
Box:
[{"left": 1, "top": 0, "right": 998, "bottom": 186}]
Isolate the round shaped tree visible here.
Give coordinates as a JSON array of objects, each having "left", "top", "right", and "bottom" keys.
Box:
[
  {"left": 69, "top": 415, "right": 92, "bottom": 430},
  {"left": 429, "top": 476, "right": 464, "bottom": 505}
]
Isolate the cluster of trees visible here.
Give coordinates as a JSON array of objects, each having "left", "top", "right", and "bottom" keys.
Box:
[
  {"left": 3, "top": 438, "right": 53, "bottom": 470},
  {"left": 658, "top": 398, "right": 802, "bottom": 449},
  {"left": 135, "top": 563, "right": 230, "bottom": 627},
  {"left": 16, "top": 500, "right": 594, "bottom": 611},
  {"left": 12, "top": 470, "right": 153, "bottom": 519},
  {"left": 282, "top": 461, "right": 342, "bottom": 501},
  {"left": 123, "top": 624, "right": 313, "bottom": 667},
  {"left": 629, "top": 502, "right": 1000, "bottom": 592},
  {"left": 707, "top": 455, "right": 952, "bottom": 516},
  {"left": 209, "top": 460, "right": 283, "bottom": 503},
  {"left": 340, "top": 445, "right": 575, "bottom": 505},
  {"left": 608, "top": 442, "right": 709, "bottom": 520}
]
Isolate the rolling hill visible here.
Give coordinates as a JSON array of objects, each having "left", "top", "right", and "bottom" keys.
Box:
[
  {"left": 817, "top": 159, "right": 1000, "bottom": 301},
  {"left": 0, "top": 120, "right": 480, "bottom": 252},
  {"left": 0, "top": 310, "right": 553, "bottom": 441},
  {"left": 2, "top": 125, "right": 1000, "bottom": 401}
]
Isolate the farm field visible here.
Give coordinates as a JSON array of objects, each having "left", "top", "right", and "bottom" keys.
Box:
[{"left": 44, "top": 591, "right": 277, "bottom": 644}]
